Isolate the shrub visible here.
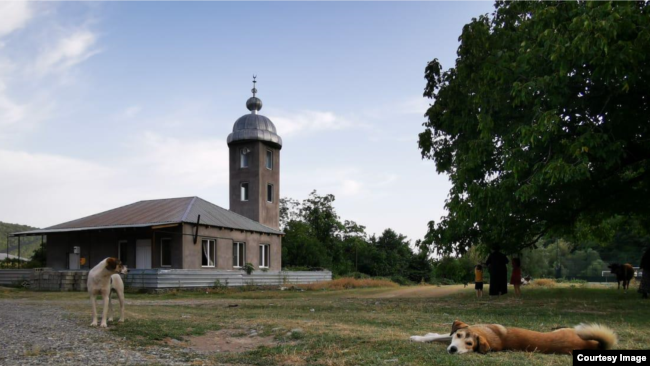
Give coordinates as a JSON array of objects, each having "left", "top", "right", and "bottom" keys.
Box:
[
  {"left": 349, "top": 272, "right": 371, "bottom": 279},
  {"left": 297, "top": 277, "right": 399, "bottom": 291},
  {"left": 390, "top": 275, "right": 413, "bottom": 286}
]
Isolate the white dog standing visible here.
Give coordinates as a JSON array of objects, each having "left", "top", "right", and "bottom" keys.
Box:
[
  {"left": 87, "top": 257, "right": 127, "bottom": 327},
  {"left": 108, "top": 270, "right": 128, "bottom": 323}
]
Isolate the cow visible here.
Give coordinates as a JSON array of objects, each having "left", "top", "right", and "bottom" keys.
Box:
[{"left": 608, "top": 263, "right": 634, "bottom": 291}]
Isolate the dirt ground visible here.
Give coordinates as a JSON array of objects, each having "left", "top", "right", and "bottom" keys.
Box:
[{"left": 185, "top": 329, "right": 280, "bottom": 353}]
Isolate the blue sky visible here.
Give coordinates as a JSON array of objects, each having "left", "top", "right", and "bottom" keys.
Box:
[{"left": 0, "top": 1, "right": 494, "bottom": 244}]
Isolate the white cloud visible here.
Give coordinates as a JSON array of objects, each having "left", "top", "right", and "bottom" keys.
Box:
[
  {"left": 340, "top": 179, "right": 362, "bottom": 196},
  {"left": 33, "top": 30, "right": 99, "bottom": 76},
  {"left": 0, "top": 131, "right": 231, "bottom": 227},
  {"left": 0, "top": 149, "right": 117, "bottom": 226},
  {"left": 398, "top": 96, "right": 431, "bottom": 116},
  {"left": 270, "top": 110, "right": 353, "bottom": 137},
  {"left": 119, "top": 105, "right": 142, "bottom": 119},
  {"left": 0, "top": 2, "right": 33, "bottom": 37},
  {"left": 0, "top": 81, "right": 26, "bottom": 127},
  {"left": 134, "top": 132, "right": 230, "bottom": 189}
]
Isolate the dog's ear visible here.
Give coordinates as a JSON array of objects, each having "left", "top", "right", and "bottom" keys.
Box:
[
  {"left": 106, "top": 258, "right": 118, "bottom": 271},
  {"left": 475, "top": 335, "right": 491, "bottom": 354},
  {"left": 450, "top": 320, "right": 469, "bottom": 335}
]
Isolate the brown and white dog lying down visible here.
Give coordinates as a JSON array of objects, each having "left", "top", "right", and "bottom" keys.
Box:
[
  {"left": 87, "top": 257, "right": 127, "bottom": 327},
  {"left": 410, "top": 320, "right": 617, "bottom": 355}
]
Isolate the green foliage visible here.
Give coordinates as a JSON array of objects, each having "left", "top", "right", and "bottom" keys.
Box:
[
  {"left": 0, "top": 221, "right": 41, "bottom": 260},
  {"left": 243, "top": 263, "right": 255, "bottom": 275},
  {"left": 0, "top": 257, "right": 25, "bottom": 269},
  {"left": 281, "top": 191, "right": 432, "bottom": 280},
  {"left": 419, "top": 2, "right": 650, "bottom": 255}
]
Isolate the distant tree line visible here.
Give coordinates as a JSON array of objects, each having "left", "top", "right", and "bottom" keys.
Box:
[
  {"left": 280, "top": 191, "right": 432, "bottom": 284},
  {"left": 280, "top": 192, "right": 648, "bottom": 285}
]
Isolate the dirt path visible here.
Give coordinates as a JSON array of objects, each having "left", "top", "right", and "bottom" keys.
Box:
[{"left": 365, "top": 284, "right": 468, "bottom": 299}]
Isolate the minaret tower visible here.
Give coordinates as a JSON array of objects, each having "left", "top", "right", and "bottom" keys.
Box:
[{"left": 227, "top": 77, "right": 282, "bottom": 229}]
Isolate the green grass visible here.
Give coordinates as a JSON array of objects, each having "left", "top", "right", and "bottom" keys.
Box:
[{"left": 2, "top": 285, "right": 648, "bottom": 366}]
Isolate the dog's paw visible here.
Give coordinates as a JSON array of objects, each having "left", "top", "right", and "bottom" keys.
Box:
[
  {"left": 410, "top": 336, "right": 423, "bottom": 342},
  {"left": 100, "top": 323, "right": 108, "bottom": 328},
  {"left": 118, "top": 319, "right": 124, "bottom": 323},
  {"left": 90, "top": 322, "right": 98, "bottom": 327},
  {"left": 108, "top": 317, "right": 113, "bottom": 322}
]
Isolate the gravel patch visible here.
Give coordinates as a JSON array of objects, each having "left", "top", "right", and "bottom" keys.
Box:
[{"left": 0, "top": 300, "right": 203, "bottom": 366}]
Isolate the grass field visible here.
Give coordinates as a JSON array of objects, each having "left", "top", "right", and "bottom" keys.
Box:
[{"left": 1, "top": 283, "right": 648, "bottom": 366}]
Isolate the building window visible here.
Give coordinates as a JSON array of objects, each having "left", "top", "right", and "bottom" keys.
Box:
[
  {"left": 241, "top": 182, "right": 249, "bottom": 201},
  {"left": 233, "top": 242, "right": 246, "bottom": 268},
  {"left": 118, "top": 240, "right": 128, "bottom": 265},
  {"left": 240, "top": 148, "right": 250, "bottom": 168},
  {"left": 201, "top": 239, "right": 216, "bottom": 267},
  {"left": 161, "top": 238, "right": 172, "bottom": 267},
  {"left": 266, "top": 150, "right": 273, "bottom": 170},
  {"left": 267, "top": 184, "right": 274, "bottom": 203},
  {"left": 259, "top": 244, "right": 270, "bottom": 268}
]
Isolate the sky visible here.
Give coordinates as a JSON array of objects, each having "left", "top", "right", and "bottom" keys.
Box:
[{"left": 0, "top": 1, "right": 494, "bottom": 244}]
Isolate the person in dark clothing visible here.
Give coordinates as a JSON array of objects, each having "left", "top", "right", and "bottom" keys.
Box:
[
  {"left": 639, "top": 247, "right": 650, "bottom": 299},
  {"left": 486, "top": 249, "right": 509, "bottom": 296}
]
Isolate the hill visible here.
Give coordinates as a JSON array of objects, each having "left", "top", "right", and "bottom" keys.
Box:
[{"left": 0, "top": 221, "right": 42, "bottom": 260}]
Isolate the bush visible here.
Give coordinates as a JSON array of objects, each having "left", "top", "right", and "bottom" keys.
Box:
[
  {"left": 297, "top": 277, "right": 399, "bottom": 291},
  {"left": 390, "top": 275, "right": 413, "bottom": 286}
]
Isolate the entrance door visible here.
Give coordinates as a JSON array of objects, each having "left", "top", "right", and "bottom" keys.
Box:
[
  {"left": 136, "top": 239, "right": 152, "bottom": 269},
  {"left": 69, "top": 253, "right": 80, "bottom": 270}
]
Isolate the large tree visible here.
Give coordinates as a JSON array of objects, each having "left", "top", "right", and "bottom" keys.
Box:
[{"left": 419, "top": 2, "right": 650, "bottom": 255}]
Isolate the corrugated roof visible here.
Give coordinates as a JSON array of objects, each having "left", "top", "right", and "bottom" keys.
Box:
[{"left": 11, "top": 197, "right": 282, "bottom": 236}]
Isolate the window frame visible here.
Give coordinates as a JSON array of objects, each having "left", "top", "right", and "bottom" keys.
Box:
[
  {"left": 160, "top": 238, "right": 172, "bottom": 267},
  {"left": 265, "top": 149, "right": 273, "bottom": 170},
  {"left": 259, "top": 244, "right": 270, "bottom": 269},
  {"left": 117, "top": 240, "right": 128, "bottom": 265},
  {"left": 266, "top": 183, "right": 274, "bottom": 203},
  {"left": 240, "top": 148, "right": 250, "bottom": 168},
  {"left": 241, "top": 182, "right": 249, "bottom": 201},
  {"left": 233, "top": 242, "right": 246, "bottom": 268},
  {"left": 201, "top": 239, "right": 216, "bottom": 268}
]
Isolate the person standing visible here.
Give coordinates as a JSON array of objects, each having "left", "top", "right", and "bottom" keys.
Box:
[
  {"left": 475, "top": 264, "right": 484, "bottom": 298},
  {"left": 510, "top": 257, "right": 522, "bottom": 297},
  {"left": 486, "top": 248, "right": 509, "bottom": 296},
  {"left": 639, "top": 247, "right": 650, "bottom": 299}
]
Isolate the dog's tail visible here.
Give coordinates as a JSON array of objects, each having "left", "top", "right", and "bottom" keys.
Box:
[{"left": 575, "top": 323, "right": 617, "bottom": 350}]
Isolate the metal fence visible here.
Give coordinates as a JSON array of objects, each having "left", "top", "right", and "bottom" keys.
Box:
[
  {"left": 0, "top": 268, "right": 332, "bottom": 290},
  {"left": 123, "top": 269, "right": 332, "bottom": 289},
  {"left": 0, "top": 269, "right": 33, "bottom": 286}
]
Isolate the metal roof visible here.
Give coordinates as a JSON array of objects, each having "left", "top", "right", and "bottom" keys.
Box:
[
  {"left": 227, "top": 113, "right": 283, "bottom": 149},
  {"left": 11, "top": 197, "right": 282, "bottom": 236}
]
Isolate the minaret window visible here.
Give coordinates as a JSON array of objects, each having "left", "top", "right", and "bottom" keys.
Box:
[
  {"left": 240, "top": 148, "right": 250, "bottom": 168},
  {"left": 267, "top": 184, "right": 274, "bottom": 203},
  {"left": 266, "top": 150, "right": 273, "bottom": 170},
  {"left": 241, "top": 182, "right": 249, "bottom": 201}
]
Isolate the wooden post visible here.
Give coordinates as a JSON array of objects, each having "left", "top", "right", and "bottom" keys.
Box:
[{"left": 18, "top": 236, "right": 21, "bottom": 268}]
